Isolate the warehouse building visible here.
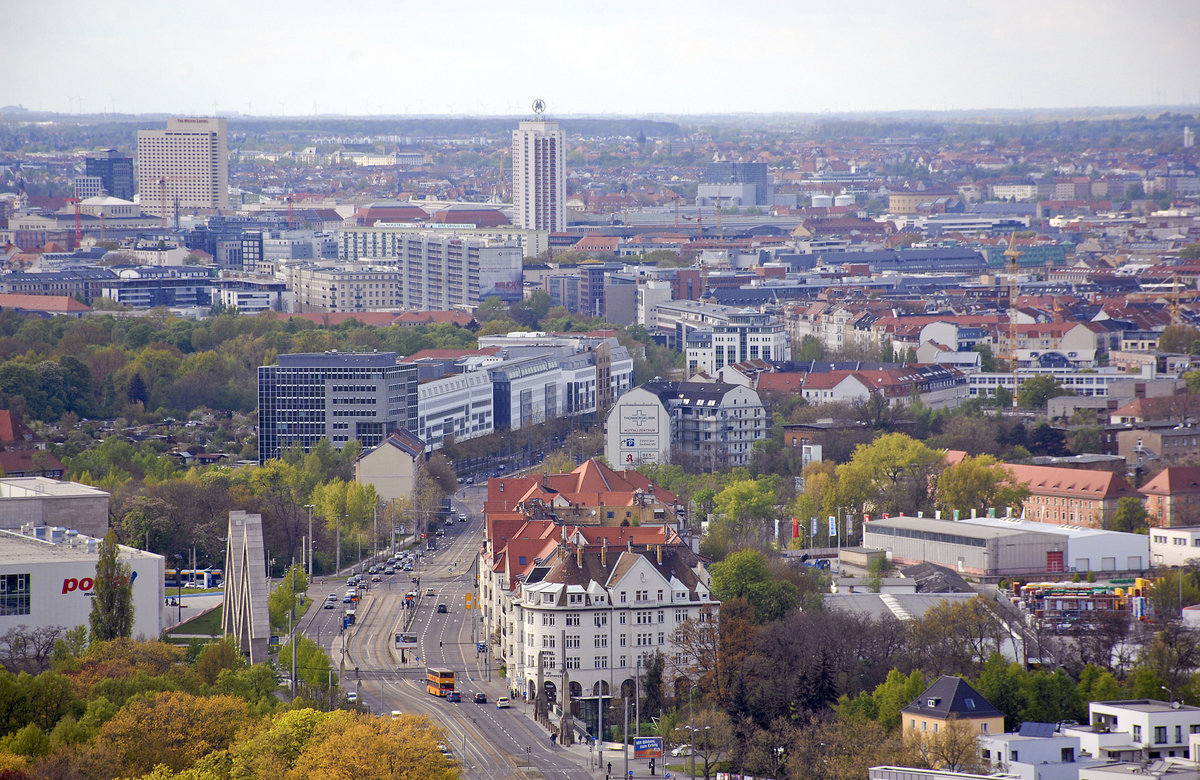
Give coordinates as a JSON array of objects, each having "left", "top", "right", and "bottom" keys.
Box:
[
  {"left": 961, "top": 515, "right": 1149, "bottom": 573},
  {"left": 862, "top": 516, "right": 1065, "bottom": 577}
]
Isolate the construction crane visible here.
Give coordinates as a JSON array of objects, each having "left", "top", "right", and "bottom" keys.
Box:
[
  {"left": 1003, "top": 233, "right": 1023, "bottom": 412},
  {"left": 157, "top": 176, "right": 203, "bottom": 229}
]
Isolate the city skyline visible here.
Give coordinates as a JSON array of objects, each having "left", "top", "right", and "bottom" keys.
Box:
[{"left": 6, "top": 0, "right": 1200, "bottom": 118}]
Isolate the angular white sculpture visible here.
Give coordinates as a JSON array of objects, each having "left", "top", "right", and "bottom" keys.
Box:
[{"left": 222, "top": 510, "right": 270, "bottom": 662}]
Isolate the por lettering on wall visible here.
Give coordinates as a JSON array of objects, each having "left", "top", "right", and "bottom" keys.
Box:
[{"left": 62, "top": 571, "right": 138, "bottom": 594}]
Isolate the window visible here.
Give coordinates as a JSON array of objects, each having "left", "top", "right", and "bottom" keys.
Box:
[
  {"left": 980, "top": 722, "right": 988, "bottom": 733},
  {"left": 1134, "top": 725, "right": 1142, "bottom": 742},
  {"left": 566, "top": 657, "right": 580, "bottom": 669},
  {"left": 593, "top": 614, "right": 607, "bottom": 627},
  {"left": 594, "top": 657, "right": 608, "bottom": 669},
  {"left": 676, "top": 609, "right": 688, "bottom": 622},
  {"left": 594, "top": 635, "right": 608, "bottom": 648},
  {"left": 1155, "top": 726, "right": 1167, "bottom": 744},
  {"left": 565, "top": 635, "right": 580, "bottom": 649},
  {"left": 657, "top": 632, "right": 665, "bottom": 645},
  {"left": 658, "top": 611, "right": 665, "bottom": 623},
  {"left": 0, "top": 574, "right": 30, "bottom": 616},
  {"left": 619, "top": 613, "right": 626, "bottom": 625},
  {"left": 566, "top": 613, "right": 580, "bottom": 626},
  {"left": 619, "top": 634, "right": 626, "bottom": 647},
  {"left": 1178, "top": 726, "right": 1184, "bottom": 744},
  {"left": 620, "top": 592, "right": 627, "bottom": 603},
  {"left": 1061, "top": 747, "right": 1074, "bottom": 763},
  {"left": 542, "top": 636, "right": 555, "bottom": 648}
]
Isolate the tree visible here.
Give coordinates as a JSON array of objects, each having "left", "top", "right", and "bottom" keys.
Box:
[
  {"left": 89, "top": 531, "right": 134, "bottom": 642},
  {"left": 973, "top": 344, "right": 999, "bottom": 372},
  {"left": 935, "top": 455, "right": 1030, "bottom": 517},
  {"left": 285, "top": 711, "right": 456, "bottom": 779},
  {"left": 1018, "top": 375, "right": 1070, "bottom": 409},
  {"left": 677, "top": 706, "right": 734, "bottom": 780},
  {"left": 929, "top": 415, "right": 1000, "bottom": 457},
  {"left": 708, "top": 549, "right": 798, "bottom": 622},
  {"left": 268, "top": 564, "right": 309, "bottom": 633},
  {"left": 903, "top": 715, "right": 986, "bottom": 772},
  {"left": 871, "top": 668, "right": 928, "bottom": 731},
  {"left": 835, "top": 433, "right": 945, "bottom": 517},
  {"left": 1109, "top": 496, "right": 1150, "bottom": 534},
  {"left": 796, "top": 335, "right": 826, "bottom": 362},
  {"left": 1158, "top": 324, "right": 1200, "bottom": 354},
  {"left": 1068, "top": 425, "right": 1103, "bottom": 455},
  {"left": 95, "top": 691, "right": 251, "bottom": 775}
]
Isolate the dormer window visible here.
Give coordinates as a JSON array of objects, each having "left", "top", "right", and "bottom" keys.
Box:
[
  {"left": 964, "top": 698, "right": 975, "bottom": 708},
  {"left": 927, "top": 698, "right": 940, "bottom": 707}
]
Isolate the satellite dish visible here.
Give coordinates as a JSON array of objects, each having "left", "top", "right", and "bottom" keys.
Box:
[{"left": 532, "top": 99, "right": 546, "bottom": 116}]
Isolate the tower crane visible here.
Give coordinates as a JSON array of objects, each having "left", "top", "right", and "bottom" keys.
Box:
[{"left": 1002, "top": 233, "right": 1023, "bottom": 412}]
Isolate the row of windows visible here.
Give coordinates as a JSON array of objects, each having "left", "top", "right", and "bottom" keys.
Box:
[{"left": 0, "top": 574, "right": 31, "bottom": 616}]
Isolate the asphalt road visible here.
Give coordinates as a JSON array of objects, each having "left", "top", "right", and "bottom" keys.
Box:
[{"left": 298, "top": 485, "right": 602, "bottom": 780}]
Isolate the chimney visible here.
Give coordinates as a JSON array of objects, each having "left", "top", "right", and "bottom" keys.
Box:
[
  {"left": 602, "top": 537, "right": 608, "bottom": 566},
  {"left": 576, "top": 544, "right": 583, "bottom": 568},
  {"left": 657, "top": 545, "right": 663, "bottom": 565},
  {"left": 628, "top": 537, "right": 633, "bottom": 552}
]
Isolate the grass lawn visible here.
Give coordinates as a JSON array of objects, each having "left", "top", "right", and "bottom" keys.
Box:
[{"left": 166, "top": 605, "right": 223, "bottom": 637}]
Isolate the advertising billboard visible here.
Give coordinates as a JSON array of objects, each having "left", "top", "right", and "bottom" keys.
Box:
[
  {"left": 395, "top": 632, "right": 419, "bottom": 650},
  {"left": 633, "top": 737, "right": 663, "bottom": 759}
]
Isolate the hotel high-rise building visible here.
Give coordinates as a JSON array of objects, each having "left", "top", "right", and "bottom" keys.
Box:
[
  {"left": 136, "top": 117, "right": 229, "bottom": 219},
  {"left": 512, "top": 119, "right": 565, "bottom": 232}
]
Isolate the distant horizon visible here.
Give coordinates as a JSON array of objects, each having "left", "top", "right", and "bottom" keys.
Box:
[
  {"left": 3, "top": 104, "right": 1199, "bottom": 124},
  {"left": 6, "top": 1, "right": 1198, "bottom": 118}
]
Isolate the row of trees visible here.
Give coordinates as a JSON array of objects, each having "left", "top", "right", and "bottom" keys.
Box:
[
  {"left": 0, "top": 635, "right": 453, "bottom": 779},
  {"left": 0, "top": 310, "right": 477, "bottom": 425}
]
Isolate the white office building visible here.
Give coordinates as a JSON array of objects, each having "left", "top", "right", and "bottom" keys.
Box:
[
  {"left": 512, "top": 119, "right": 566, "bottom": 232},
  {"left": 415, "top": 367, "right": 495, "bottom": 451},
  {"left": 136, "top": 117, "right": 229, "bottom": 218},
  {"left": 685, "top": 308, "right": 790, "bottom": 375}
]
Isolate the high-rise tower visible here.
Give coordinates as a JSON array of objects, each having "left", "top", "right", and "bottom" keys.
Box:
[
  {"left": 137, "top": 117, "right": 229, "bottom": 219},
  {"left": 512, "top": 104, "right": 565, "bottom": 232}
]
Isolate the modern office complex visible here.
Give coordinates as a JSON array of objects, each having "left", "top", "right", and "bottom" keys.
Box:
[
  {"left": 512, "top": 118, "right": 565, "bottom": 232},
  {"left": 685, "top": 308, "right": 790, "bottom": 374},
  {"left": 136, "top": 117, "right": 229, "bottom": 219},
  {"left": 84, "top": 149, "right": 135, "bottom": 200},
  {"left": 257, "top": 351, "right": 418, "bottom": 463}
]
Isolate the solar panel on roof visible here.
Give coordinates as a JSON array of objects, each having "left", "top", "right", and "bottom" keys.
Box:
[{"left": 1017, "top": 722, "right": 1057, "bottom": 738}]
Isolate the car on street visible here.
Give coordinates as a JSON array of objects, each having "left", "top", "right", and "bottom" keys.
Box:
[
  {"left": 474, "top": 693, "right": 487, "bottom": 703},
  {"left": 323, "top": 600, "right": 336, "bottom": 609},
  {"left": 437, "top": 603, "right": 448, "bottom": 613},
  {"left": 342, "top": 594, "right": 353, "bottom": 603},
  {"left": 496, "top": 697, "right": 510, "bottom": 709},
  {"left": 671, "top": 745, "right": 691, "bottom": 757},
  {"left": 446, "top": 691, "right": 460, "bottom": 702},
  {"left": 383, "top": 566, "right": 394, "bottom": 575},
  {"left": 458, "top": 513, "right": 467, "bottom": 522},
  {"left": 426, "top": 588, "right": 435, "bottom": 596},
  {"left": 371, "top": 574, "right": 381, "bottom": 582},
  {"left": 347, "top": 691, "right": 358, "bottom": 704}
]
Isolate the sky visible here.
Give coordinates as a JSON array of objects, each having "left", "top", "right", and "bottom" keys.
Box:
[{"left": 7, "top": 0, "right": 1200, "bottom": 118}]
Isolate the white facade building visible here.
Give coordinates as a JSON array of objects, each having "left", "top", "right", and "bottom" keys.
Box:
[
  {"left": 415, "top": 368, "right": 495, "bottom": 451},
  {"left": 136, "top": 117, "right": 229, "bottom": 218},
  {"left": 512, "top": 119, "right": 566, "bottom": 232},
  {"left": 604, "top": 386, "right": 675, "bottom": 467},
  {"left": 481, "top": 527, "right": 716, "bottom": 738},
  {"left": 1071, "top": 699, "right": 1200, "bottom": 762},
  {"left": 0, "top": 527, "right": 164, "bottom": 641},
  {"left": 1151, "top": 526, "right": 1200, "bottom": 568},
  {"left": 961, "top": 516, "right": 1150, "bottom": 573}
]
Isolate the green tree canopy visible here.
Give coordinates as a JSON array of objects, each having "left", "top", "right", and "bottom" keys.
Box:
[
  {"left": 1018, "top": 375, "right": 1071, "bottom": 409},
  {"left": 89, "top": 531, "right": 134, "bottom": 642},
  {"left": 935, "top": 455, "right": 1030, "bottom": 517}
]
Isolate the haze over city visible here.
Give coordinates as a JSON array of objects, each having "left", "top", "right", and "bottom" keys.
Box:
[{"left": 8, "top": 0, "right": 1200, "bottom": 116}]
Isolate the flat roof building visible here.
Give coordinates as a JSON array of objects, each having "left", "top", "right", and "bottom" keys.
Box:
[
  {"left": 862, "top": 515, "right": 1065, "bottom": 577},
  {"left": 0, "top": 527, "right": 163, "bottom": 640}
]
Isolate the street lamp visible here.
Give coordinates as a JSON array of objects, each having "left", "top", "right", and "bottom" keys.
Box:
[
  {"left": 173, "top": 553, "right": 183, "bottom": 624},
  {"left": 336, "top": 513, "right": 346, "bottom": 577},
  {"left": 304, "top": 504, "right": 315, "bottom": 577},
  {"left": 1161, "top": 685, "right": 1177, "bottom": 706}
]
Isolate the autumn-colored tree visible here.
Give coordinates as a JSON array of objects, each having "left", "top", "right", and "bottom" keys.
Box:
[
  {"left": 835, "top": 433, "right": 945, "bottom": 516},
  {"left": 671, "top": 706, "right": 733, "bottom": 780},
  {"left": 286, "top": 711, "right": 455, "bottom": 780},
  {"left": 96, "top": 691, "right": 251, "bottom": 775},
  {"left": 788, "top": 715, "right": 905, "bottom": 780}
]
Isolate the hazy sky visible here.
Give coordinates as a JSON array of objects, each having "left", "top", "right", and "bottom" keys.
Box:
[{"left": 8, "top": 0, "right": 1199, "bottom": 117}]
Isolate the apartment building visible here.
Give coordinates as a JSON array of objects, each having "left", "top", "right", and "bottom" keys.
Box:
[
  {"left": 324, "top": 232, "right": 523, "bottom": 310},
  {"left": 257, "top": 351, "right": 418, "bottom": 463},
  {"left": 100, "top": 266, "right": 216, "bottom": 308},
  {"left": 136, "top": 117, "right": 229, "bottom": 218},
  {"left": 512, "top": 118, "right": 566, "bottom": 232},
  {"left": 341, "top": 223, "right": 549, "bottom": 260},
  {"left": 901, "top": 676, "right": 1004, "bottom": 739},
  {"left": 479, "top": 519, "right": 715, "bottom": 739},
  {"left": 1077, "top": 699, "right": 1200, "bottom": 762},
  {"left": 605, "top": 380, "right": 768, "bottom": 468}
]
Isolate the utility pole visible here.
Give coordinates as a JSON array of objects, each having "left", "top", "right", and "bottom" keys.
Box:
[
  {"left": 304, "top": 504, "right": 315, "bottom": 577},
  {"left": 624, "top": 698, "right": 630, "bottom": 780}
]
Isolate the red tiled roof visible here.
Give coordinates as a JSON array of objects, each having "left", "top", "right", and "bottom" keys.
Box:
[
  {"left": 1140, "top": 467, "right": 1200, "bottom": 497},
  {"left": 1005, "top": 463, "right": 1137, "bottom": 500},
  {"left": 405, "top": 347, "right": 500, "bottom": 361},
  {"left": 0, "top": 293, "right": 91, "bottom": 313},
  {"left": 0, "top": 450, "right": 63, "bottom": 475},
  {"left": 0, "top": 411, "right": 32, "bottom": 443}
]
